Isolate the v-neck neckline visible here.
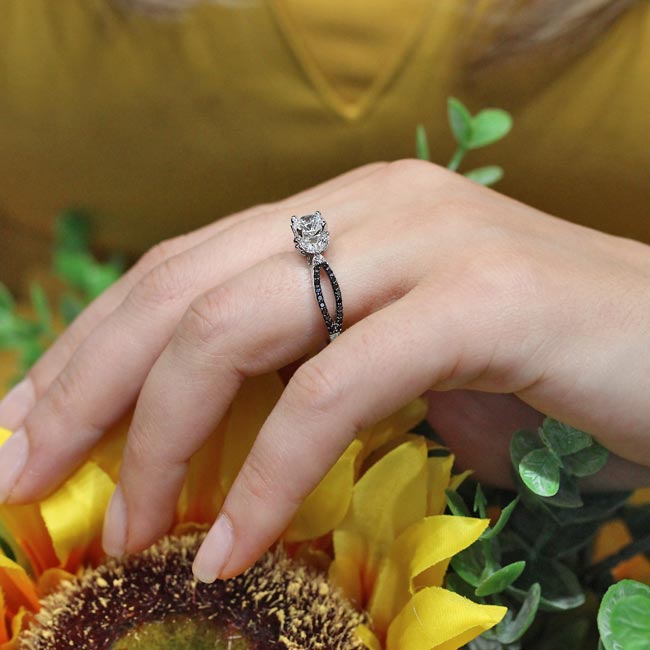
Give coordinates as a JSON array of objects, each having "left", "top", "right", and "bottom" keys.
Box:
[{"left": 268, "top": 0, "right": 433, "bottom": 120}]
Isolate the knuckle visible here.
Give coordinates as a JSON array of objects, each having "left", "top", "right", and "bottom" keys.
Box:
[
  {"left": 180, "top": 285, "right": 237, "bottom": 346},
  {"left": 137, "top": 237, "right": 187, "bottom": 273},
  {"left": 384, "top": 158, "right": 441, "bottom": 184},
  {"left": 128, "top": 255, "right": 192, "bottom": 310},
  {"left": 238, "top": 452, "right": 301, "bottom": 509},
  {"left": 289, "top": 360, "right": 340, "bottom": 417},
  {"left": 237, "top": 452, "right": 278, "bottom": 505}
]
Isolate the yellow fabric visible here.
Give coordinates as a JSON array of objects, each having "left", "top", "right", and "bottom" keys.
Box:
[{"left": 0, "top": 1, "right": 649, "bottom": 291}]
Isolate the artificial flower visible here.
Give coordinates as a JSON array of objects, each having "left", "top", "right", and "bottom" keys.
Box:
[{"left": 0, "top": 373, "right": 505, "bottom": 649}]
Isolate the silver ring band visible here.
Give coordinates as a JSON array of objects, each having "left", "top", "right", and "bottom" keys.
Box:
[{"left": 291, "top": 211, "right": 344, "bottom": 342}]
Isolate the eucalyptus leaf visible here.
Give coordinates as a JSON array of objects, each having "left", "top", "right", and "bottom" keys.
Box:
[
  {"left": 474, "top": 483, "right": 488, "bottom": 515},
  {"left": 495, "top": 583, "right": 541, "bottom": 644},
  {"left": 446, "top": 489, "right": 471, "bottom": 517},
  {"left": 562, "top": 442, "right": 609, "bottom": 477},
  {"left": 513, "top": 557, "right": 585, "bottom": 612},
  {"left": 448, "top": 97, "right": 473, "bottom": 147},
  {"left": 539, "top": 473, "right": 583, "bottom": 510},
  {"left": 468, "top": 109, "right": 512, "bottom": 149},
  {"left": 598, "top": 580, "right": 650, "bottom": 650},
  {"left": 539, "top": 418, "right": 593, "bottom": 457},
  {"left": 445, "top": 573, "right": 478, "bottom": 600},
  {"left": 464, "top": 166, "right": 504, "bottom": 187},
  {"left": 476, "top": 561, "right": 526, "bottom": 597},
  {"left": 519, "top": 448, "right": 561, "bottom": 497},
  {"left": 481, "top": 497, "right": 520, "bottom": 541},
  {"left": 415, "top": 124, "right": 431, "bottom": 161},
  {"left": 510, "top": 429, "right": 544, "bottom": 469},
  {"left": 451, "top": 546, "right": 484, "bottom": 588}
]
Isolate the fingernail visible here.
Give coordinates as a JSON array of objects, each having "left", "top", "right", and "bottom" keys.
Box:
[
  {"left": 192, "top": 513, "right": 234, "bottom": 583},
  {"left": 0, "top": 379, "right": 35, "bottom": 430},
  {"left": 103, "top": 485, "right": 128, "bottom": 557},
  {"left": 0, "top": 427, "right": 29, "bottom": 503}
]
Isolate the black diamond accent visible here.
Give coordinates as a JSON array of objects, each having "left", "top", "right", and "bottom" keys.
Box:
[{"left": 312, "top": 261, "right": 344, "bottom": 341}]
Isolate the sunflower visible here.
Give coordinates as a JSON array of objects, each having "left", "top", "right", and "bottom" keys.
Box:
[{"left": 0, "top": 373, "right": 505, "bottom": 649}]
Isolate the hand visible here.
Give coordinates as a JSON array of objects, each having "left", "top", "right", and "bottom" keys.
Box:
[{"left": 1, "top": 159, "right": 649, "bottom": 584}]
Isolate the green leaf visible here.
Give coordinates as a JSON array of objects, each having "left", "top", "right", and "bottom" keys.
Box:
[
  {"left": 495, "top": 583, "right": 541, "bottom": 644},
  {"left": 0, "top": 283, "right": 15, "bottom": 313},
  {"left": 539, "top": 418, "right": 593, "bottom": 457},
  {"left": 448, "top": 97, "right": 473, "bottom": 147},
  {"left": 445, "top": 573, "right": 478, "bottom": 600},
  {"left": 446, "top": 489, "right": 471, "bottom": 517},
  {"left": 468, "top": 109, "right": 512, "bottom": 149},
  {"left": 510, "top": 429, "right": 544, "bottom": 469},
  {"left": 481, "top": 497, "right": 520, "bottom": 541},
  {"left": 55, "top": 210, "right": 91, "bottom": 253},
  {"left": 598, "top": 580, "right": 650, "bottom": 650},
  {"left": 451, "top": 546, "right": 485, "bottom": 588},
  {"left": 540, "top": 473, "right": 583, "bottom": 509},
  {"left": 54, "top": 250, "right": 93, "bottom": 289},
  {"left": 512, "top": 557, "right": 585, "bottom": 611},
  {"left": 29, "top": 283, "right": 52, "bottom": 334},
  {"left": 519, "top": 448, "right": 561, "bottom": 497},
  {"left": 562, "top": 442, "right": 609, "bottom": 477},
  {"left": 474, "top": 483, "right": 488, "bottom": 516},
  {"left": 464, "top": 166, "right": 504, "bottom": 187},
  {"left": 475, "top": 561, "right": 526, "bottom": 597},
  {"left": 84, "top": 264, "right": 121, "bottom": 299},
  {"left": 59, "top": 293, "right": 86, "bottom": 326},
  {"left": 415, "top": 124, "right": 431, "bottom": 161}
]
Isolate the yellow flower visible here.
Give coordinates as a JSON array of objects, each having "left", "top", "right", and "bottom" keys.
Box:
[{"left": 0, "top": 373, "right": 505, "bottom": 649}]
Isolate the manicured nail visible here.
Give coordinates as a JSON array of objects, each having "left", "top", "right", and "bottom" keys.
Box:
[
  {"left": 192, "top": 513, "right": 234, "bottom": 583},
  {"left": 0, "top": 379, "right": 35, "bottom": 431},
  {"left": 0, "top": 427, "right": 29, "bottom": 503},
  {"left": 103, "top": 485, "right": 128, "bottom": 557}
]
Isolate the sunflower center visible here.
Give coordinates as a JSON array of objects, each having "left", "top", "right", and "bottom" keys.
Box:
[
  {"left": 20, "top": 533, "right": 366, "bottom": 650},
  {"left": 112, "top": 615, "right": 251, "bottom": 649}
]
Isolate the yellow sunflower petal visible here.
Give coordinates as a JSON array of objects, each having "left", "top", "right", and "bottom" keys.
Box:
[
  {"left": 7, "top": 606, "right": 32, "bottom": 649},
  {"left": 89, "top": 416, "right": 129, "bottom": 482},
  {"left": 448, "top": 470, "right": 473, "bottom": 492},
  {"left": 0, "top": 556, "right": 39, "bottom": 615},
  {"left": 386, "top": 587, "right": 506, "bottom": 650},
  {"left": 177, "top": 418, "right": 229, "bottom": 525},
  {"left": 355, "top": 624, "right": 382, "bottom": 650},
  {"left": 36, "top": 568, "right": 75, "bottom": 599},
  {"left": 284, "top": 440, "right": 363, "bottom": 543},
  {"left": 40, "top": 461, "right": 115, "bottom": 568},
  {"left": 370, "top": 516, "right": 489, "bottom": 638},
  {"left": 218, "top": 373, "right": 284, "bottom": 494},
  {"left": 426, "top": 453, "right": 454, "bottom": 516},
  {"left": 0, "top": 586, "right": 8, "bottom": 644},
  {"left": 355, "top": 399, "right": 427, "bottom": 471},
  {"left": 0, "top": 429, "right": 59, "bottom": 574},
  {"left": 331, "top": 439, "right": 429, "bottom": 607}
]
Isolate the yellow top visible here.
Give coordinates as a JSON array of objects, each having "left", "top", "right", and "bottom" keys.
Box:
[{"left": 0, "top": 0, "right": 649, "bottom": 290}]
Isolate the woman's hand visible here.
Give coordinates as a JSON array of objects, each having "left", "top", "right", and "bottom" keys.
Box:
[{"left": 1, "top": 159, "right": 650, "bottom": 583}]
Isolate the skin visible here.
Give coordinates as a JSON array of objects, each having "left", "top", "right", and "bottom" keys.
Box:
[{"left": 0, "top": 159, "right": 649, "bottom": 582}]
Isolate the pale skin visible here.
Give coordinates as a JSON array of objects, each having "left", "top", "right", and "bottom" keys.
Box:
[{"left": 0, "top": 159, "right": 649, "bottom": 583}]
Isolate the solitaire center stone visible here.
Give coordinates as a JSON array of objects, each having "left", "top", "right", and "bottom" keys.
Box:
[{"left": 292, "top": 212, "right": 330, "bottom": 255}]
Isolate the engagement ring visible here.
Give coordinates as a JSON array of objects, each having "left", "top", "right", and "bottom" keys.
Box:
[{"left": 291, "top": 211, "right": 343, "bottom": 342}]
